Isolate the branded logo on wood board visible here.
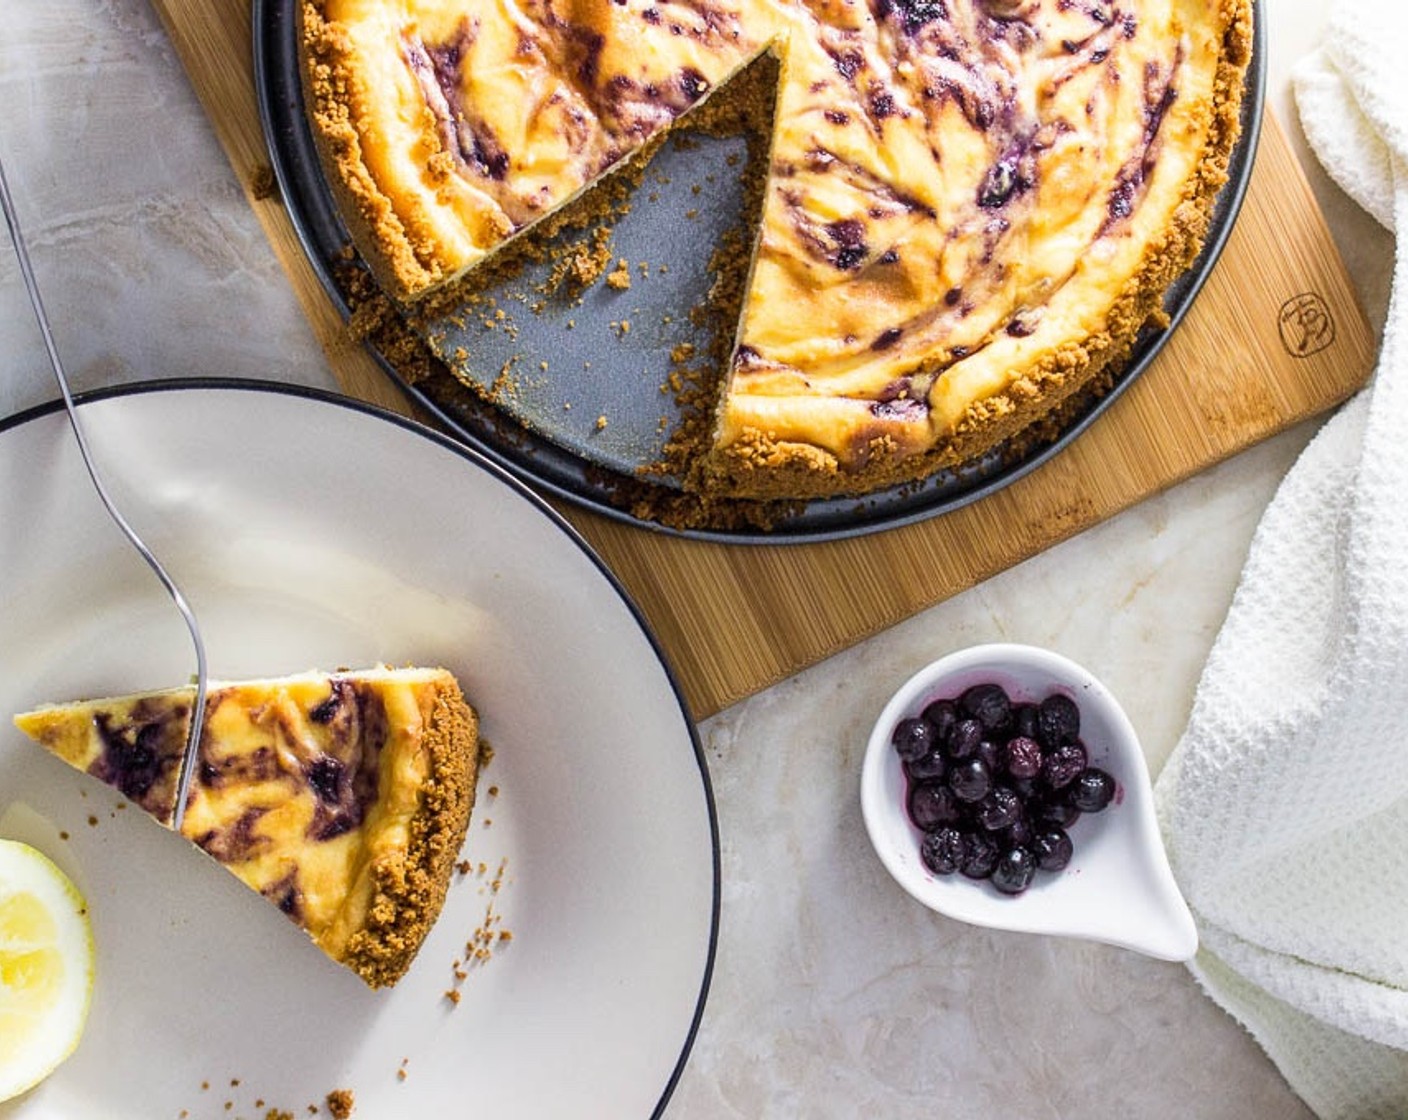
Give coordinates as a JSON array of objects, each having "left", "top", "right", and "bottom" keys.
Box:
[{"left": 1278, "top": 293, "right": 1335, "bottom": 358}]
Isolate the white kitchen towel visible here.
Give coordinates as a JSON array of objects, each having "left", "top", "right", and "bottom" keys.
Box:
[{"left": 1154, "top": 3, "right": 1408, "bottom": 1119}]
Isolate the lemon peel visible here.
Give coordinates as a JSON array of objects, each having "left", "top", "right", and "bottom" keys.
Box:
[{"left": 0, "top": 838, "right": 94, "bottom": 1102}]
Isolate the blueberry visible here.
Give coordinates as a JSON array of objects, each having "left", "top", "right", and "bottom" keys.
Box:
[
  {"left": 1041, "top": 741, "right": 1088, "bottom": 790},
  {"left": 886, "top": 0, "right": 947, "bottom": 34},
  {"left": 309, "top": 679, "right": 350, "bottom": 724},
  {"left": 678, "top": 67, "right": 708, "bottom": 100},
  {"left": 1032, "top": 828, "right": 1073, "bottom": 872},
  {"left": 977, "top": 156, "right": 1019, "bottom": 209},
  {"left": 947, "top": 757, "right": 992, "bottom": 803},
  {"left": 977, "top": 738, "right": 1001, "bottom": 773},
  {"left": 920, "top": 699, "right": 958, "bottom": 744},
  {"left": 307, "top": 755, "right": 346, "bottom": 804},
  {"left": 891, "top": 716, "right": 938, "bottom": 762},
  {"left": 113, "top": 738, "right": 158, "bottom": 794},
  {"left": 1001, "top": 735, "right": 1042, "bottom": 780},
  {"left": 1011, "top": 702, "right": 1040, "bottom": 740},
  {"left": 94, "top": 715, "right": 169, "bottom": 802},
  {"left": 976, "top": 786, "right": 1022, "bottom": 831},
  {"left": 960, "top": 831, "right": 1000, "bottom": 879},
  {"left": 960, "top": 683, "right": 1012, "bottom": 734},
  {"left": 946, "top": 718, "right": 983, "bottom": 760},
  {"left": 920, "top": 827, "right": 966, "bottom": 875},
  {"left": 1037, "top": 694, "right": 1081, "bottom": 747},
  {"left": 275, "top": 882, "right": 301, "bottom": 916},
  {"left": 991, "top": 847, "right": 1037, "bottom": 894},
  {"left": 998, "top": 815, "right": 1035, "bottom": 850},
  {"left": 908, "top": 782, "right": 963, "bottom": 831},
  {"left": 1031, "top": 796, "right": 1082, "bottom": 830},
  {"left": 904, "top": 747, "right": 947, "bottom": 783},
  {"left": 1069, "top": 767, "right": 1116, "bottom": 812}
]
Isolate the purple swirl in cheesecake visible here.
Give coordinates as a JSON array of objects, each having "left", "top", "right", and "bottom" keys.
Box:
[
  {"left": 404, "top": 23, "right": 511, "bottom": 183},
  {"left": 92, "top": 700, "right": 188, "bottom": 821}
]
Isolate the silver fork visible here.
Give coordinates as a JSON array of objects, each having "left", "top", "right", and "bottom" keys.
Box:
[{"left": 0, "top": 154, "right": 208, "bottom": 832}]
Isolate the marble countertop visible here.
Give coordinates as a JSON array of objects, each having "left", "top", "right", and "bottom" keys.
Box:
[{"left": 0, "top": 2, "right": 1394, "bottom": 1116}]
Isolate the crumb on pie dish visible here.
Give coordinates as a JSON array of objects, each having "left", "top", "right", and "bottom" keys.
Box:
[
  {"left": 13, "top": 666, "right": 479, "bottom": 989},
  {"left": 298, "top": 0, "right": 1254, "bottom": 501}
]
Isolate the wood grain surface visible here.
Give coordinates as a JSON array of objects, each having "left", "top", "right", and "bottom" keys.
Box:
[{"left": 154, "top": 0, "right": 1376, "bottom": 719}]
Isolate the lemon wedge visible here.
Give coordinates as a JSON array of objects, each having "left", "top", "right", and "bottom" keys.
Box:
[{"left": 0, "top": 838, "right": 94, "bottom": 1102}]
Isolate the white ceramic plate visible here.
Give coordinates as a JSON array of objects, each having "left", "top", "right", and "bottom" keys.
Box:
[{"left": 0, "top": 381, "right": 717, "bottom": 1119}]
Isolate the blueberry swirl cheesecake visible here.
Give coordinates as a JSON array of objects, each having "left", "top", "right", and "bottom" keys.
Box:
[
  {"left": 300, "top": 0, "right": 1253, "bottom": 499},
  {"left": 13, "top": 667, "right": 479, "bottom": 988}
]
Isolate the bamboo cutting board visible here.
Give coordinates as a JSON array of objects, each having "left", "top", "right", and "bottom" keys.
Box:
[{"left": 154, "top": 0, "right": 1376, "bottom": 720}]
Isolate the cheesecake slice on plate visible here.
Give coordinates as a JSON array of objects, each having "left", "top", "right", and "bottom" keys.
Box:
[{"left": 13, "top": 665, "right": 479, "bottom": 989}]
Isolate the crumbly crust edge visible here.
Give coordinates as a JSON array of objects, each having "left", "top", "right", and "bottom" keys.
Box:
[
  {"left": 337, "top": 674, "right": 480, "bottom": 989},
  {"left": 299, "top": 0, "right": 450, "bottom": 302},
  {"left": 698, "top": 0, "right": 1257, "bottom": 501}
]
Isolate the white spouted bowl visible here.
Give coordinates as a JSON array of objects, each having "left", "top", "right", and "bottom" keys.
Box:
[{"left": 861, "top": 643, "right": 1197, "bottom": 961}]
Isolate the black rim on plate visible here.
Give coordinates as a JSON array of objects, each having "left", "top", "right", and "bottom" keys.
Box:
[
  {"left": 253, "top": 3, "right": 1266, "bottom": 543},
  {"left": 0, "top": 377, "right": 721, "bottom": 1120}
]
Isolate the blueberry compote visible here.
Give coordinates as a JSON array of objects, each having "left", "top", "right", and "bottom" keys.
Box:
[{"left": 891, "top": 681, "right": 1116, "bottom": 895}]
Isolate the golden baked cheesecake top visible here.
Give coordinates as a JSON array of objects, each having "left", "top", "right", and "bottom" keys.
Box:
[
  {"left": 13, "top": 666, "right": 479, "bottom": 989},
  {"left": 301, "top": 0, "right": 1252, "bottom": 498}
]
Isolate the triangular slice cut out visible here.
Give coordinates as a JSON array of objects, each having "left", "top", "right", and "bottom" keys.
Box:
[
  {"left": 411, "top": 47, "right": 784, "bottom": 490},
  {"left": 13, "top": 666, "right": 479, "bottom": 989}
]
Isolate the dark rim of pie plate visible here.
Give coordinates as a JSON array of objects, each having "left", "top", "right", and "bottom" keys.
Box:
[{"left": 253, "top": 0, "right": 1266, "bottom": 545}]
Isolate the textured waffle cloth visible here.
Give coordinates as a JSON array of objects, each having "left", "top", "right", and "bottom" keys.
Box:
[{"left": 1154, "top": 3, "right": 1408, "bottom": 1118}]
